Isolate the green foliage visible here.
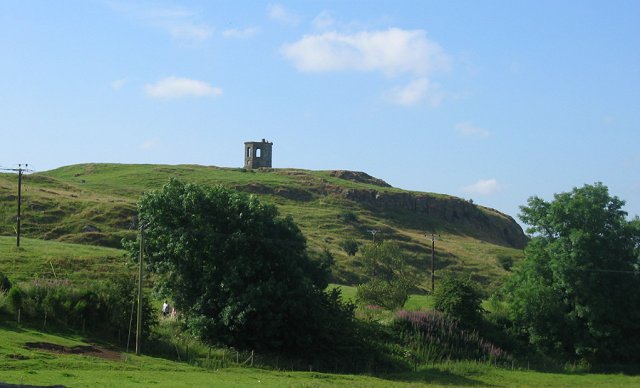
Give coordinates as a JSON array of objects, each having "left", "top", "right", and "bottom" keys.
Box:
[
  {"left": 356, "top": 241, "right": 417, "bottom": 310},
  {"left": 433, "top": 275, "right": 484, "bottom": 329},
  {"left": 3, "top": 276, "right": 156, "bottom": 344},
  {"left": 339, "top": 237, "right": 359, "bottom": 256},
  {"left": 131, "top": 179, "right": 356, "bottom": 354},
  {"left": 7, "top": 286, "right": 24, "bottom": 312},
  {"left": 503, "top": 183, "right": 640, "bottom": 362},
  {"left": 496, "top": 255, "right": 514, "bottom": 271},
  {"left": 339, "top": 210, "right": 359, "bottom": 223},
  {"left": 0, "top": 271, "right": 11, "bottom": 292}
]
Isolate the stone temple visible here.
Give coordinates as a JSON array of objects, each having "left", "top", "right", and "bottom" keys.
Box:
[{"left": 244, "top": 139, "right": 273, "bottom": 169}]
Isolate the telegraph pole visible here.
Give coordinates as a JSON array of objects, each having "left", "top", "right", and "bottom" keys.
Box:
[
  {"left": 430, "top": 234, "right": 435, "bottom": 292},
  {"left": 367, "top": 229, "right": 380, "bottom": 243},
  {"left": 2, "top": 164, "right": 32, "bottom": 247}
]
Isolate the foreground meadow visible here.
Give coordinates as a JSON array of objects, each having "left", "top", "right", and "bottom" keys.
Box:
[{"left": 1, "top": 321, "right": 639, "bottom": 387}]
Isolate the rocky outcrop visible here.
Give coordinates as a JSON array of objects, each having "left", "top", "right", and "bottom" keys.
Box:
[
  {"left": 341, "top": 188, "right": 528, "bottom": 249},
  {"left": 329, "top": 170, "right": 391, "bottom": 188}
]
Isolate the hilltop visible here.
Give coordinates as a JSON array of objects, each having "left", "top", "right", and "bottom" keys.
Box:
[{"left": 0, "top": 163, "right": 526, "bottom": 288}]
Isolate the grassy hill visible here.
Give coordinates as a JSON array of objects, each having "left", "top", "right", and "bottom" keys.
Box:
[{"left": 0, "top": 163, "right": 526, "bottom": 289}]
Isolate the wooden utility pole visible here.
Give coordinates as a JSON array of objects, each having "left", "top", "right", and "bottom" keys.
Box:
[
  {"left": 368, "top": 229, "right": 380, "bottom": 243},
  {"left": 2, "top": 164, "right": 32, "bottom": 247},
  {"left": 430, "top": 234, "right": 436, "bottom": 292}
]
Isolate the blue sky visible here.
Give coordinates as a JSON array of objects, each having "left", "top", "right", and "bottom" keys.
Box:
[{"left": 1, "top": 1, "right": 639, "bottom": 222}]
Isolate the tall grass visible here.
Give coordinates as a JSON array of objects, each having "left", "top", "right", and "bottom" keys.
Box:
[{"left": 393, "top": 310, "right": 508, "bottom": 365}]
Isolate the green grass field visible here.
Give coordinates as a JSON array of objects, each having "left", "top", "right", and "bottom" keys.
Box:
[
  {"left": 0, "top": 236, "right": 131, "bottom": 287},
  {"left": 1, "top": 321, "right": 638, "bottom": 387}
]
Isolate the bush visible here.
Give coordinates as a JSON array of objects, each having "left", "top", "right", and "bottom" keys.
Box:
[
  {"left": 496, "top": 255, "right": 514, "bottom": 271},
  {"left": 433, "top": 274, "right": 484, "bottom": 329},
  {"left": 3, "top": 277, "right": 156, "bottom": 345},
  {"left": 339, "top": 238, "right": 359, "bottom": 256},
  {"left": 356, "top": 280, "right": 409, "bottom": 311},
  {"left": 7, "top": 286, "right": 25, "bottom": 312},
  {"left": 356, "top": 242, "right": 416, "bottom": 310},
  {"left": 0, "top": 272, "right": 11, "bottom": 292},
  {"left": 340, "top": 211, "right": 359, "bottom": 223}
]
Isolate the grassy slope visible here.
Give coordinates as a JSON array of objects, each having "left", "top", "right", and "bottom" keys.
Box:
[
  {"left": 0, "top": 163, "right": 525, "bottom": 289},
  {"left": 0, "top": 236, "right": 130, "bottom": 286},
  {"left": 1, "top": 322, "right": 637, "bottom": 387}
]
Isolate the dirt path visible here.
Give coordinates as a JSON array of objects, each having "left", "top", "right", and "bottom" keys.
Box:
[{"left": 24, "top": 342, "right": 120, "bottom": 361}]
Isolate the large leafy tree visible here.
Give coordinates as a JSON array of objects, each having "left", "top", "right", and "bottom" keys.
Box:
[
  {"left": 132, "top": 179, "right": 353, "bottom": 353},
  {"left": 503, "top": 183, "right": 640, "bottom": 361}
]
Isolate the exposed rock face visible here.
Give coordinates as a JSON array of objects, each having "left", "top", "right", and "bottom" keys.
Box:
[
  {"left": 341, "top": 188, "right": 528, "bottom": 249},
  {"left": 330, "top": 170, "right": 391, "bottom": 188}
]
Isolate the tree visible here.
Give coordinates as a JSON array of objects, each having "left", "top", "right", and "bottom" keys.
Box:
[
  {"left": 502, "top": 183, "right": 640, "bottom": 362},
  {"left": 356, "top": 241, "right": 417, "bottom": 309},
  {"left": 130, "top": 179, "right": 354, "bottom": 353},
  {"left": 433, "top": 274, "right": 484, "bottom": 329}
]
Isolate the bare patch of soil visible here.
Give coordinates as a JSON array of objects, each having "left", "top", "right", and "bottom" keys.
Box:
[{"left": 24, "top": 342, "right": 120, "bottom": 361}]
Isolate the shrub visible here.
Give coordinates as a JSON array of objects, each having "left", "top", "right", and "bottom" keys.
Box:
[
  {"left": 7, "top": 286, "right": 25, "bottom": 313},
  {"left": 340, "top": 211, "right": 359, "bottom": 223},
  {"left": 339, "top": 238, "right": 359, "bottom": 256},
  {"left": 433, "top": 274, "right": 484, "bottom": 329},
  {"left": 357, "top": 280, "right": 409, "bottom": 311},
  {"left": 496, "top": 255, "right": 514, "bottom": 271},
  {"left": 356, "top": 242, "right": 416, "bottom": 310},
  {"left": 3, "top": 277, "right": 156, "bottom": 345},
  {"left": 0, "top": 272, "right": 11, "bottom": 292}
]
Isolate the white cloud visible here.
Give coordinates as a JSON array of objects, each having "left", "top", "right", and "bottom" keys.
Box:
[
  {"left": 312, "top": 11, "right": 334, "bottom": 30},
  {"left": 111, "top": 78, "right": 127, "bottom": 90},
  {"left": 282, "top": 28, "right": 450, "bottom": 107},
  {"left": 222, "top": 27, "right": 259, "bottom": 39},
  {"left": 388, "top": 78, "right": 430, "bottom": 106},
  {"left": 145, "top": 77, "right": 223, "bottom": 99},
  {"left": 109, "top": 2, "right": 212, "bottom": 42},
  {"left": 267, "top": 4, "right": 300, "bottom": 26},
  {"left": 463, "top": 179, "right": 501, "bottom": 196},
  {"left": 140, "top": 138, "right": 159, "bottom": 150},
  {"left": 455, "top": 122, "right": 490, "bottom": 138},
  {"left": 281, "top": 28, "right": 449, "bottom": 76}
]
